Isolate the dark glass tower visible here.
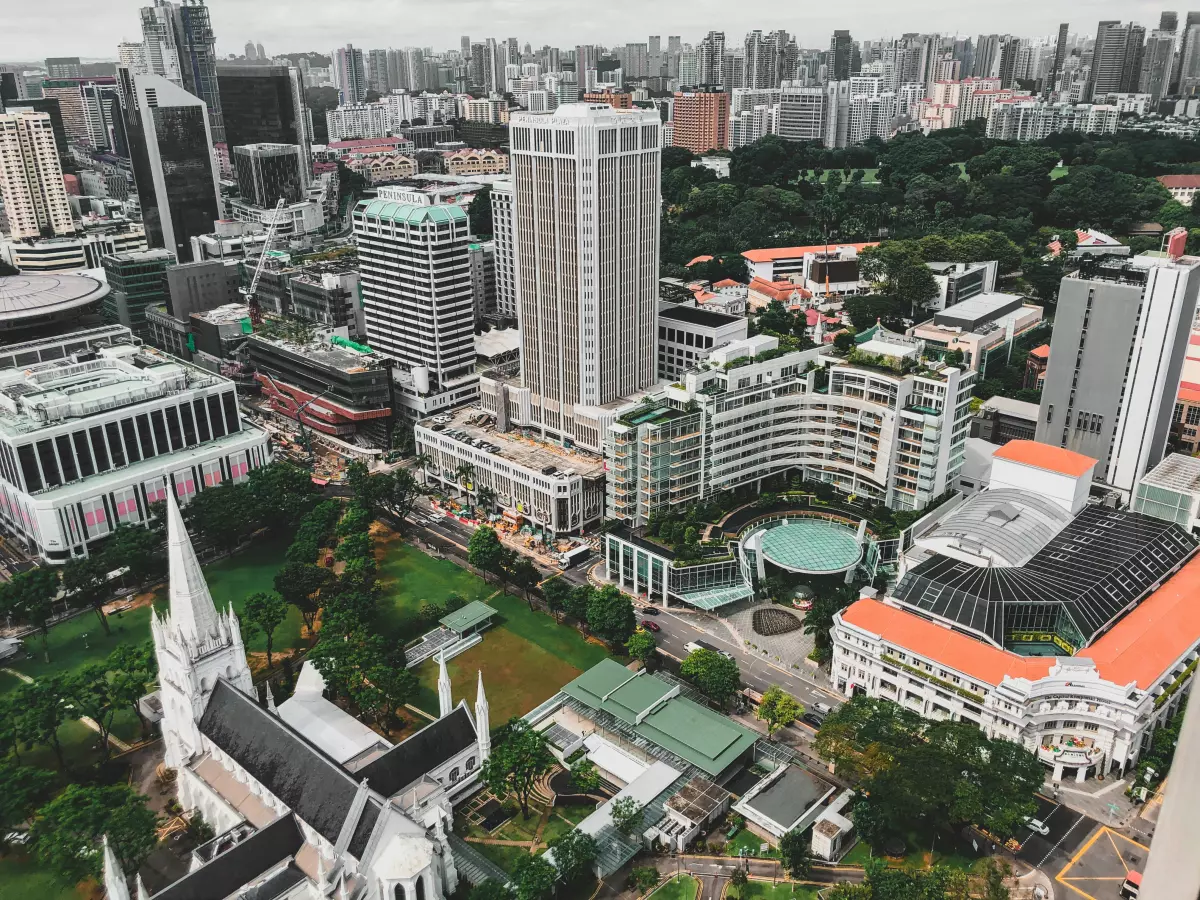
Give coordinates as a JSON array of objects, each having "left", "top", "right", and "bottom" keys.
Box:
[
  {"left": 216, "top": 64, "right": 308, "bottom": 156},
  {"left": 232, "top": 144, "right": 307, "bottom": 206}
]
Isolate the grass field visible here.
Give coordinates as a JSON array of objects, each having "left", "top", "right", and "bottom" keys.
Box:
[
  {"left": 736, "top": 882, "right": 820, "bottom": 900},
  {"left": 374, "top": 534, "right": 494, "bottom": 637},
  {"left": 840, "top": 833, "right": 977, "bottom": 872},
  {"left": 726, "top": 829, "right": 779, "bottom": 858},
  {"left": 475, "top": 841, "right": 531, "bottom": 874},
  {"left": 651, "top": 875, "right": 699, "bottom": 900},
  {"left": 0, "top": 854, "right": 83, "bottom": 900},
  {"left": 410, "top": 586, "right": 613, "bottom": 723},
  {"left": 8, "top": 531, "right": 298, "bottom": 687}
]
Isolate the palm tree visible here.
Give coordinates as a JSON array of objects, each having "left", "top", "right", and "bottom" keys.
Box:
[
  {"left": 454, "top": 463, "right": 476, "bottom": 488},
  {"left": 477, "top": 486, "right": 497, "bottom": 512}
]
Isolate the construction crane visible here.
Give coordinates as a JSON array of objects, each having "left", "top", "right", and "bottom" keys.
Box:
[{"left": 240, "top": 198, "right": 287, "bottom": 328}]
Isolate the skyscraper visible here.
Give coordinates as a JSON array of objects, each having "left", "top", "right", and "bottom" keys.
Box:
[
  {"left": 829, "top": 30, "right": 859, "bottom": 80},
  {"left": 1142, "top": 29, "right": 1179, "bottom": 102},
  {"left": 1161, "top": 11, "right": 1180, "bottom": 32},
  {"left": 44, "top": 58, "right": 82, "bottom": 79},
  {"left": 1177, "top": 16, "right": 1200, "bottom": 93},
  {"left": 1036, "top": 253, "right": 1200, "bottom": 496},
  {"left": 353, "top": 199, "right": 478, "bottom": 413},
  {"left": 1087, "top": 20, "right": 1147, "bottom": 99},
  {"left": 138, "top": 1, "right": 224, "bottom": 143},
  {"left": 0, "top": 110, "right": 75, "bottom": 239},
  {"left": 460, "top": 35, "right": 472, "bottom": 60},
  {"left": 367, "top": 49, "right": 390, "bottom": 94},
  {"left": 997, "top": 36, "right": 1022, "bottom": 88},
  {"left": 1045, "top": 23, "right": 1070, "bottom": 97},
  {"left": 973, "top": 33, "right": 1002, "bottom": 77},
  {"left": 232, "top": 143, "right": 308, "bottom": 206},
  {"left": 492, "top": 104, "right": 661, "bottom": 450},
  {"left": 123, "top": 73, "right": 221, "bottom": 261},
  {"left": 216, "top": 64, "right": 309, "bottom": 159},
  {"left": 698, "top": 31, "right": 726, "bottom": 86},
  {"left": 333, "top": 44, "right": 367, "bottom": 103}
]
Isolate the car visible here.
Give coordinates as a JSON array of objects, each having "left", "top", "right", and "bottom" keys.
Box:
[
  {"left": 642, "top": 606, "right": 661, "bottom": 616},
  {"left": 800, "top": 713, "right": 825, "bottom": 729},
  {"left": 812, "top": 701, "right": 834, "bottom": 717},
  {"left": 1022, "top": 816, "right": 1050, "bottom": 836},
  {"left": 640, "top": 619, "right": 661, "bottom": 632}
]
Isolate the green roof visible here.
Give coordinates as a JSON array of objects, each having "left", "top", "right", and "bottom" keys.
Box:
[
  {"left": 440, "top": 600, "right": 496, "bottom": 633},
  {"left": 355, "top": 199, "right": 467, "bottom": 226},
  {"left": 562, "top": 660, "right": 756, "bottom": 777}
]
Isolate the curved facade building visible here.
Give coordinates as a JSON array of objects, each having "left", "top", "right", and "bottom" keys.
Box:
[{"left": 0, "top": 272, "right": 108, "bottom": 338}]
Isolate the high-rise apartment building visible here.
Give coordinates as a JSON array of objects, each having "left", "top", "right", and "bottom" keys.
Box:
[
  {"left": 232, "top": 143, "right": 308, "bottom": 206},
  {"left": 139, "top": 1, "right": 224, "bottom": 143},
  {"left": 1036, "top": 253, "right": 1200, "bottom": 496},
  {"left": 480, "top": 104, "right": 661, "bottom": 451},
  {"left": 333, "top": 44, "right": 367, "bottom": 103},
  {"left": 40, "top": 78, "right": 115, "bottom": 144},
  {"left": 216, "top": 64, "right": 309, "bottom": 159},
  {"left": 123, "top": 73, "right": 222, "bottom": 262},
  {"left": 997, "top": 36, "right": 1022, "bottom": 88},
  {"left": 1142, "top": 30, "right": 1178, "bottom": 102},
  {"left": 698, "top": 31, "right": 726, "bottom": 86},
  {"left": 1173, "top": 12, "right": 1200, "bottom": 92},
  {"left": 1087, "top": 21, "right": 1147, "bottom": 99},
  {"left": 777, "top": 82, "right": 827, "bottom": 142},
  {"left": 1045, "top": 23, "right": 1070, "bottom": 97},
  {"left": 671, "top": 91, "right": 729, "bottom": 153},
  {"left": 0, "top": 111, "right": 75, "bottom": 239},
  {"left": 353, "top": 198, "right": 478, "bottom": 416},
  {"left": 367, "top": 49, "right": 390, "bottom": 94},
  {"left": 490, "top": 179, "right": 516, "bottom": 320},
  {"left": 829, "top": 30, "right": 859, "bottom": 80},
  {"left": 45, "top": 58, "right": 82, "bottom": 79}
]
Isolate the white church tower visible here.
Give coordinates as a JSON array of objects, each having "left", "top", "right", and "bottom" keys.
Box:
[
  {"left": 475, "top": 669, "right": 491, "bottom": 763},
  {"left": 437, "top": 651, "right": 453, "bottom": 718},
  {"left": 152, "top": 490, "right": 253, "bottom": 769}
]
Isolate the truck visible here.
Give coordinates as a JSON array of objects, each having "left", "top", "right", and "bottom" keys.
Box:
[
  {"left": 1120, "top": 871, "right": 1141, "bottom": 898},
  {"left": 560, "top": 545, "right": 592, "bottom": 568}
]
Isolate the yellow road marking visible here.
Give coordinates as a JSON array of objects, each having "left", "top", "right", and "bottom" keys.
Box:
[{"left": 1106, "top": 830, "right": 1129, "bottom": 873}]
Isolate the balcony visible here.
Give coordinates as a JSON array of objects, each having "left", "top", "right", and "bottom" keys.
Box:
[{"left": 1037, "top": 741, "right": 1103, "bottom": 769}]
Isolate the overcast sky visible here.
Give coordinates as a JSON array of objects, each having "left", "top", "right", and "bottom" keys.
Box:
[{"left": 1, "top": 0, "right": 1175, "bottom": 63}]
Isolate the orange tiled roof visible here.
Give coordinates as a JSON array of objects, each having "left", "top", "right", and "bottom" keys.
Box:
[
  {"left": 1028, "top": 344, "right": 1050, "bottom": 359},
  {"left": 748, "top": 276, "right": 811, "bottom": 302},
  {"left": 1158, "top": 175, "right": 1200, "bottom": 188},
  {"left": 993, "top": 440, "right": 1097, "bottom": 477},
  {"left": 741, "top": 242, "right": 878, "bottom": 263},
  {"left": 712, "top": 278, "right": 740, "bottom": 289},
  {"left": 1178, "top": 386, "right": 1200, "bottom": 404},
  {"left": 1079, "top": 554, "right": 1200, "bottom": 689},
  {"left": 686, "top": 255, "right": 713, "bottom": 267},
  {"left": 841, "top": 599, "right": 1055, "bottom": 687}
]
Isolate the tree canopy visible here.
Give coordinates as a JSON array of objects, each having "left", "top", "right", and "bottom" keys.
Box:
[{"left": 680, "top": 648, "right": 741, "bottom": 706}]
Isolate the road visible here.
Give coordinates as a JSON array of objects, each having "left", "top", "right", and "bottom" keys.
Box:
[{"left": 653, "top": 856, "right": 865, "bottom": 891}]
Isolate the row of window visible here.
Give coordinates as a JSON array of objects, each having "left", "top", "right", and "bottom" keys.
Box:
[{"left": 6, "top": 392, "right": 241, "bottom": 495}]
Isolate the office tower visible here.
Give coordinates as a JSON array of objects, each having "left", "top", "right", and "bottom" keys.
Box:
[
  {"left": 256, "top": 42, "right": 266, "bottom": 61},
  {"left": 973, "top": 34, "right": 1001, "bottom": 77},
  {"left": 490, "top": 180, "right": 516, "bottom": 319},
  {"left": 45, "top": 58, "right": 82, "bottom": 79},
  {"left": 672, "top": 91, "right": 729, "bottom": 152},
  {"left": 138, "top": 1, "right": 223, "bottom": 143},
  {"left": 244, "top": 41, "right": 258, "bottom": 61},
  {"left": 140, "top": 2, "right": 182, "bottom": 84},
  {"left": 461, "top": 35, "right": 472, "bottom": 60},
  {"left": 1036, "top": 254, "right": 1200, "bottom": 496},
  {"left": 232, "top": 144, "right": 307, "bottom": 206},
  {"left": 497, "top": 104, "right": 660, "bottom": 449},
  {"left": 404, "top": 48, "right": 427, "bottom": 92},
  {"left": 0, "top": 111, "right": 75, "bottom": 239},
  {"left": 101, "top": 248, "right": 174, "bottom": 336},
  {"left": 0, "top": 66, "right": 29, "bottom": 107},
  {"left": 124, "top": 74, "right": 221, "bottom": 262},
  {"left": 997, "top": 36, "right": 1021, "bottom": 88},
  {"left": 118, "top": 42, "right": 149, "bottom": 75},
  {"left": 485, "top": 38, "right": 505, "bottom": 93},
  {"left": 1088, "top": 21, "right": 1147, "bottom": 99},
  {"left": 1162, "top": 11, "right": 1180, "bottom": 32},
  {"left": 334, "top": 44, "right": 367, "bottom": 103},
  {"left": 1174, "top": 13, "right": 1200, "bottom": 92},
  {"left": 505, "top": 37, "right": 520, "bottom": 67},
  {"left": 353, "top": 198, "right": 477, "bottom": 409},
  {"left": 1044, "top": 23, "right": 1070, "bottom": 97},
  {"left": 81, "top": 82, "right": 122, "bottom": 150},
  {"left": 829, "top": 30, "right": 859, "bottom": 80},
  {"left": 777, "top": 82, "right": 826, "bottom": 142},
  {"left": 216, "top": 64, "right": 309, "bottom": 160},
  {"left": 1143, "top": 30, "right": 1179, "bottom": 102},
  {"left": 367, "top": 49, "right": 390, "bottom": 93},
  {"left": 698, "top": 31, "right": 726, "bottom": 86}
]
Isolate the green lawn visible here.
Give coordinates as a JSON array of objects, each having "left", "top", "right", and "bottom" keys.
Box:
[
  {"left": 541, "top": 813, "right": 575, "bottom": 844},
  {"left": 476, "top": 841, "right": 531, "bottom": 874},
  {"left": 375, "top": 539, "right": 494, "bottom": 637},
  {"left": 726, "top": 829, "right": 779, "bottom": 858},
  {"left": 1050, "top": 165, "right": 1070, "bottom": 180},
  {"left": 0, "top": 855, "right": 80, "bottom": 900},
  {"left": 840, "top": 834, "right": 976, "bottom": 872},
  {"left": 651, "top": 875, "right": 698, "bottom": 900},
  {"left": 735, "top": 882, "right": 820, "bottom": 900},
  {"left": 8, "top": 531, "right": 298, "bottom": 687},
  {"left": 555, "top": 802, "right": 597, "bottom": 825}
]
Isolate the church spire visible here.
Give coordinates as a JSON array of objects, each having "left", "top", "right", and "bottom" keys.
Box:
[
  {"left": 475, "top": 669, "right": 491, "bottom": 762},
  {"left": 102, "top": 835, "right": 131, "bottom": 900},
  {"left": 165, "top": 487, "right": 220, "bottom": 644},
  {"left": 438, "top": 651, "right": 453, "bottom": 718}
]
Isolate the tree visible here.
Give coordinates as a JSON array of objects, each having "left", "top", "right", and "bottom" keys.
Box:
[
  {"left": 479, "top": 718, "right": 554, "bottom": 817},
  {"left": 757, "top": 686, "right": 803, "bottom": 737},
  {"left": 729, "top": 866, "right": 749, "bottom": 898},
  {"left": 0, "top": 568, "right": 60, "bottom": 662},
  {"left": 564, "top": 585, "right": 593, "bottom": 625},
  {"left": 610, "top": 795, "right": 643, "bottom": 838},
  {"left": 378, "top": 468, "right": 427, "bottom": 527},
  {"left": 62, "top": 554, "right": 113, "bottom": 634},
  {"left": 513, "top": 853, "right": 558, "bottom": 900},
  {"left": 542, "top": 577, "right": 571, "bottom": 623},
  {"left": 102, "top": 523, "right": 165, "bottom": 586},
  {"left": 274, "top": 562, "right": 334, "bottom": 636},
  {"left": 242, "top": 592, "right": 289, "bottom": 668},
  {"left": 859, "top": 242, "right": 939, "bottom": 317},
  {"left": 245, "top": 461, "right": 322, "bottom": 524},
  {"left": 68, "top": 664, "right": 125, "bottom": 760},
  {"left": 586, "top": 585, "right": 636, "bottom": 646},
  {"left": 31, "top": 784, "right": 158, "bottom": 883},
  {"left": 780, "top": 828, "right": 814, "bottom": 879},
  {"left": 0, "top": 759, "right": 55, "bottom": 841},
  {"left": 107, "top": 643, "right": 157, "bottom": 739},
  {"left": 510, "top": 557, "right": 541, "bottom": 608},
  {"left": 18, "top": 677, "right": 70, "bottom": 769},
  {"left": 548, "top": 827, "right": 599, "bottom": 883},
  {"left": 183, "top": 481, "right": 259, "bottom": 550},
  {"left": 469, "top": 184, "right": 494, "bottom": 237},
  {"left": 626, "top": 629, "right": 657, "bottom": 667},
  {"left": 631, "top": 867, "right": 660, "bottom": 893},
  {"left": 353, "top": 662, "right": 418, "bottom": 731},
  {"left": 470, "top": 881, "right": 514, "bottom": 900},
  {"left": 467, "top": 526, "right": 506, "bottom": 583},
  {"left": 680, "top": 648, "right": 740, "bottom": 706},
  {"left": 569, "top": 757, "right": 601, "bottom": 795}
]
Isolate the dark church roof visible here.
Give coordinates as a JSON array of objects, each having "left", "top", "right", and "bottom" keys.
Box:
[
  {"left": 894, "top": 505, "right": 1197, "bottom": 647},
  {"left": 356, "top": 705, "right": 478, "bottom": 798},
  {"left": 153, "top": 814, "right": 303, "bottom": 900},
  {"left": 198, "top": 680, "right": 378, "bottom": 859}
]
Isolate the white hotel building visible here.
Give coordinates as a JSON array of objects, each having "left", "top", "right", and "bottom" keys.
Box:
[
  {"left": 0, "top": 327, "right": 269, "bottom": 562},
  {"left": 832, "top": 442, "right": 1200, "bottom": 781}
]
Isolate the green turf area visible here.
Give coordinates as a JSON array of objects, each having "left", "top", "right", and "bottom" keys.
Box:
[
  {"left": 841, "top": 841, "right": 873, "bottom": 867},
  {"left": 554, "top": 802, "right": 597, "bottom": 825},
  {"left": 7, "top": 532, "right": 297, "bottom": 687},
  {"left": 0, "top": 855, "right": 80, "bottom": 900},
  {"left": 540, "top": 813, "right": 574, "bottom": 844},
  {"left": 736, "top": 882, "right": 820, "bottom": 900},
  {"left": 840, "top": 834, "right": 976, "bottom": 871},
  {"left": 1050, "top": 166, "right": 1070, "bottom": 180},
  {"left": 393, "top": 543, "right": 614, "bottom": 723},
  {"left": 475, "top": 841, "right": 531, "bottom": 874},
  {"left": 651, "top": 875, "right": 698, "bottom": 900},
  {"left": 726, "top": 829, "right": 779, "bottom": 858}
]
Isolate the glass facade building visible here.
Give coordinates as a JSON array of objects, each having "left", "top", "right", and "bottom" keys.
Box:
[
  {"left": 216, "top": 64, "right": 308, "bottom": 154},
  {"left": 232, "top": 143, "right": 307, "bottom": 206}
]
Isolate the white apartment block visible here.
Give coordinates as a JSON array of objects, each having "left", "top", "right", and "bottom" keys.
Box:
[
  {"left": 776, "top": 82, "right": 826, "bottom": 143},
  {"left": 728, "top": 105, "right": 778, "bottom": 149},
  {"left": 461, "top": 96, "right": 509, "bottom": 124},
  {"left": 353, "top": 199, "right": 479, "bottom": 418},
  {"left": 325, "top": 103, "right": 391, "bottom": 142},
  {"left": 0, "top": 111, "right": 75, "bottom": 240},
  {"left": 656, "top": 303, "right": 748, "bottom": 380},
  {"left": 605, "top": 331, "right": 975, "bottom": 525},
  {"left": 987, "top": 101, "right": 1118, "bottom": 142},
  {"left": 0, "top": 327, "right": 270, "bottom": 563},
  {"left": 489, "top": 179, "right": 517, "bottom": 319},
  {"left": 480, "top": 104, "right": 661, "bottom": 453}
]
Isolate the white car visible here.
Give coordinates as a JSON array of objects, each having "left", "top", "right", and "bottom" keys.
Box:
[{"left": 1022, "top": 816, "right": 1050, "bottom": 836}]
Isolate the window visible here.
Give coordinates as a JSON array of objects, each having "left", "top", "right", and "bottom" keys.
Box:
[
  {"left": 165, "top": 407, "right": 183, "bottom": 450},
  {"left": 174, "top": 468, "right": 197, "bottom": 502},
  {"left": 113, "top": 486, "right": 141, "bottom": 524},
  {"left": 415, "top": 876, "right": 426, "bottom": 900},
  {"left": 229, "top": 452, "right": 250, "bottom": 483},
  {"left": 133, "top": 415, "right": 154, "bottom": 460},
  {"left": 72, "top": 432, "right": 94, "bottom": 477},
  {"left": 201, "top": 459, "right": 223, "bottom": 488},
  {"left": 394, "top": 886, "right": 406, "bottom": 900},
  {"left": 36, "top": 440, "right": 60, "bottom": 488},
  {"left": 193, "top": 399, "right": 211, "bottom": 442},
  {"left": 89, "top": 427, "right": 110, "bottom": 473},
  {"left": 207, "top": 396, "right": 226, "bottom": 439},
  {"left": 150, "top": 410, "right": 169, "bottom": 453},
  {"left": 17, "top": 445, "right": 41, "bottom": 492},
  {"left": 80, "top": 496, "right": 109, "bottom": 537},
  {"left": 466, "top": 756, "right": 476, "bottom": 771},
  {"left": 449, "top": 766, "right": 460, "bottom": 782}
]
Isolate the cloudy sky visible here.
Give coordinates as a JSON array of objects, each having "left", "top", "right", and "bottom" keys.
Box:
[{"left": 1, "top": 0, "right": 1174, "bottom": 62}]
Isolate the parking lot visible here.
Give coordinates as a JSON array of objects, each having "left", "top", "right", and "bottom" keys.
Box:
[{"left": 1052, "top": 826, "right": 1149, "bottom": 900}]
